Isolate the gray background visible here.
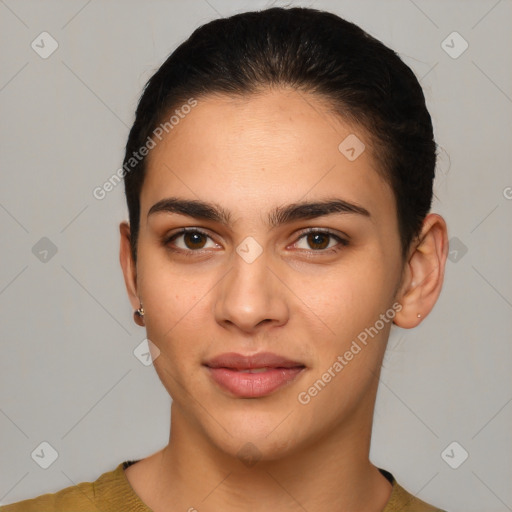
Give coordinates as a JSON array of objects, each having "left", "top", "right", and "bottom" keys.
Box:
[{"left": 1, "top": 0, "right": 511, "bottom": 511}]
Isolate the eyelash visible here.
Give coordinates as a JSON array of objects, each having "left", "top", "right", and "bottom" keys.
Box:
[{"left": 163, "top": 227, "right": 349, "bottom": 256}]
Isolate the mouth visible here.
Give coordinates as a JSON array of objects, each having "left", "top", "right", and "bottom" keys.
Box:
[{"left": 203, "top": 352, "right": 306, "bottom": 398}]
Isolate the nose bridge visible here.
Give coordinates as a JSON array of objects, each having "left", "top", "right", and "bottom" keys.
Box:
[{"left": 214, "top": 239, "right": 288, "bottom": 331}]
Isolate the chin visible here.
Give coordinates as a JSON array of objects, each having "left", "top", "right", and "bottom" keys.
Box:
[
  {"left": 221, "top": 434, "right": 301, "bottom": 465},
  {"left": 199, "top": 413, "right": 306, "bottom": 463}
]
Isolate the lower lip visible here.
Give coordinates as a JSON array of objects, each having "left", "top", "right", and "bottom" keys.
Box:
[{"left": 205, "top": 366, "right": 305, "bottom": 398}]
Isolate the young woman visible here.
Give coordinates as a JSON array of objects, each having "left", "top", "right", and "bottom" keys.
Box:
[{"left": 2, "top": 6, "right": 448, "bottom": 512}]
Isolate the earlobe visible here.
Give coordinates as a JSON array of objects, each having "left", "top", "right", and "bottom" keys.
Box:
[
  {"left": 394, "top": 213, "right": 449, "bottom": 329},
  {"left": 119, "top": 221, "right": 140, "bottom": 312}
]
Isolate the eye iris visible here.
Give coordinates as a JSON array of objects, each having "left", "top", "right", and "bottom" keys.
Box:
[
  {"left": 308, "top": 232, "right": 329, "bottom": 250},
  {"left": 184, "top": 232, "right": 206, "bottom": 249}
]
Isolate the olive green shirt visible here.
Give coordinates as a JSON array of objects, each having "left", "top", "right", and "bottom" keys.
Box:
[{"left": 1, "top": 460, "right": 446, "bottom": 511}]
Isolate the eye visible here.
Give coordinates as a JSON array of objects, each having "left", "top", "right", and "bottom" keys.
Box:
[
  {"left": 293, "top": 229, "right": 349, "bottom": 253},
  {"left": 164, "top": 228, "right": 219, "bottom": 252},
  {"left": 163, "top": 227, "right": 349, "bottom": 255}
]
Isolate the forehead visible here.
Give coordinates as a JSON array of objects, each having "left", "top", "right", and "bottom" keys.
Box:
[{"left": 141, "top": 88, "right": 395, "bottom": 224}]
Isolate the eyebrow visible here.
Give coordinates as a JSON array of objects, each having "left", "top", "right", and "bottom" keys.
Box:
[{"left": 147, "top": 196, "right": 371, "bottom": 228}]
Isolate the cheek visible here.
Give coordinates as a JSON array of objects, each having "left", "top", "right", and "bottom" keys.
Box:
[
  {"left": 291, "top": 257, "right": 392, "bottom": 343},
  {"left": 136, "top": 251, "right": 211, "bottom": 355},
  {"left": 144, "top": 286, "right": 207, "bottom": 357}
]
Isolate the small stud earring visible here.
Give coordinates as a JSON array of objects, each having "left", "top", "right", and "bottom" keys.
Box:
[
  {"left": 417, "top": 313, "right": 422, "bottom": 318},
  {"left": 134, "top": 302, "right": 145, "bottom": 326}
]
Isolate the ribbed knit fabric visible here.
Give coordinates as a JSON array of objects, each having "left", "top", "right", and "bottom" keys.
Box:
[{"left": 1, "top": 460, "right": 446, "bottom": 511}]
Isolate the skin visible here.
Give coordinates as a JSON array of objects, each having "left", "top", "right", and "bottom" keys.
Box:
[{"left": 119, "top": 87, "right": 448, "bottom": 512}]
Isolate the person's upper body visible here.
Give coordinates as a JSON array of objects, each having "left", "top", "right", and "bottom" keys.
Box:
[
  {"left": 1, "top": 460, "right": 446, "bottom": 512},
  {"left": 1, "top": 8, "right": 452, "bottom": 512}
]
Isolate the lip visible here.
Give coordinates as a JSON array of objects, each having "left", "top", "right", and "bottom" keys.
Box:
[
  {"left": 204, "top": 351, "right": 305, "bottom": 370},
  {"left": 203, "top": 352, "right": 306, "bottom": 398}
]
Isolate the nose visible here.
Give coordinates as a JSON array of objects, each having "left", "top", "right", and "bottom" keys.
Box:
[{"left": 213, "top": 245, "right": 289, "bottom": 334}]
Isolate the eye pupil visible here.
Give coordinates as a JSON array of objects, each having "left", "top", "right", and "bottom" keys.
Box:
[
  {"left": 185, "top": 232, "right": 206, "bottom": 249},
  {"left": 308, "top": 233, "right": 329, "bottom": 250}
]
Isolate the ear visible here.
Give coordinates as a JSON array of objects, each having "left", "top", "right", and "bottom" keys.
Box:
[
  {"left": 119, "top": 221, "right": 140, "bottom": 312},
  {"left": 394, "top": 213, "right": 449, "bottom": 329}
]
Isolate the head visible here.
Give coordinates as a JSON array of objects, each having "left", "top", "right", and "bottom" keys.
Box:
[{"left": 119, "top": 7, "right": 447, "bottom": 463}]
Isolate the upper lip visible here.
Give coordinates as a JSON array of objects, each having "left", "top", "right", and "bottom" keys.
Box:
[{"left": 203, "top": 352, "right": 305, "bottom": 370}]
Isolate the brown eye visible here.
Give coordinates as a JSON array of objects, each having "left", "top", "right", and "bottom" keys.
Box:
[
  {"left": 164, "top": 229, "right": 218, "bottom": 252},
  {"left": 182, "top": 231, "right": 207, "bottom": 249},
  {"left": 294, "top": 229, "right": 348, "bottom": 252},
  {"left": 306, "top": 232, "right": 330, "bottom": 250}
]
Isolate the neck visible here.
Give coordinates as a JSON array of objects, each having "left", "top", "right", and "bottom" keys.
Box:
[{"left": 127, "top": 399, "right": 393, "bottom": 512}]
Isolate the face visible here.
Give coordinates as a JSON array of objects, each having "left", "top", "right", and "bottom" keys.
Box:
[{"left": 123, "top": 88, "right": 406, "bottom": 462}]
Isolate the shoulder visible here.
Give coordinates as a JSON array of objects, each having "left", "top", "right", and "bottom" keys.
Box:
[
  {"left": 383, "top": 477, "right": 447, "bottom": 512},
  {"left": 0, "top": 461, "right": 148, "bottom": 512}
]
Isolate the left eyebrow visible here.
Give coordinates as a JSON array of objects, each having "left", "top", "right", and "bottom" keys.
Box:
[
  {"left": 269, "top": 198, "right": 371, "bottom": 228},
  {"left": 147, "top": 196, "right": 371, "bottom": 228}
]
